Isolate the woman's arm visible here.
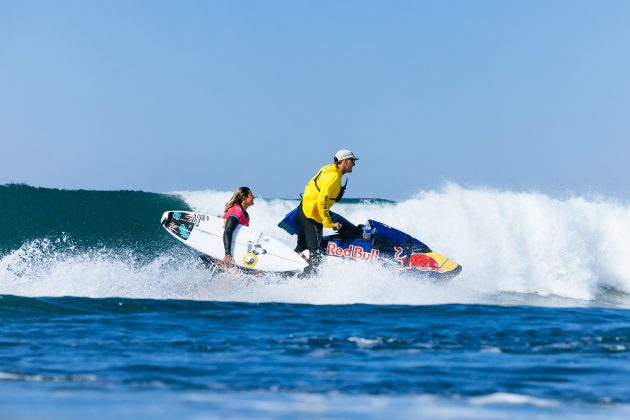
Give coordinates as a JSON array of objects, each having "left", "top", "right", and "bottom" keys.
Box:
[{"left": 223, "top": 215, "right": 240, "bottom": 262}]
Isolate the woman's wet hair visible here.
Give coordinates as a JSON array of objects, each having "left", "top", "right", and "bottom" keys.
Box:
[{"left": 224, "top": 187, "right": 252, "bottom": 212}]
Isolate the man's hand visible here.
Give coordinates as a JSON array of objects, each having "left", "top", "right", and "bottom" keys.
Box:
[{"left": 332, "top": 221, "right": 343, "bottom": 231}]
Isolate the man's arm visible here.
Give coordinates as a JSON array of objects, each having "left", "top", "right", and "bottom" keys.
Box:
[{"left": 316, "top": 174, "right": 341, "bottom": 228}]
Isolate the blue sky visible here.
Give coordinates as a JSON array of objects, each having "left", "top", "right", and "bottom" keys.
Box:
[{"left": 1, "top": 1, "right": 629, "bottom": 200}]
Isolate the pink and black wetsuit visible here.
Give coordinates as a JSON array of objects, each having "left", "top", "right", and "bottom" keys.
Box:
[{"left": 222, "top": 205, "right": 250, "bottom": 256}]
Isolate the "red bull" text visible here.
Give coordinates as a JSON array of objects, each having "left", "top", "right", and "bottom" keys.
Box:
[{"left": 326, "top": 242, "right": 379, "bottom": 261}]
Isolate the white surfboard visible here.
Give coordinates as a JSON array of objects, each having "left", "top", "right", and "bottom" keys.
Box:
[{"left": 160, "top": 210, "right": 307, "bottom": 272}]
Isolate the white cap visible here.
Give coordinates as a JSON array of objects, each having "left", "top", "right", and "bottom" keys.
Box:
[{"left": 334, "top": 149, "right": 359, "bottom": 162}]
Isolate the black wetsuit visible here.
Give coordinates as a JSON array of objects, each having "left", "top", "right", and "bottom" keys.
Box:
[
  {"left": 200, "top": 212, "right": 249, "bottom": 272},
  {"left": 294, "top": 205, "right": 360, "bottom": 278},
  {"left": 223, "top": 213, "right": 247, "bottom": 256},
  {"left": 295, "top": 202, "right": 325, "bottom": 277}
]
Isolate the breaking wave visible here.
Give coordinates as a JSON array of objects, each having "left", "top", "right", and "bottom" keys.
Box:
[{"left": 2, "top": 183, "right": 630, "bottom": 307}]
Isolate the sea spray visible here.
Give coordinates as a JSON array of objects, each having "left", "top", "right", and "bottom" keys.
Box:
[
  {"left": 179, "top": 183, "right": 630, "bottom": 302},
  {"left": 3, "top": 183, "right": 630, "bottom": 306}
]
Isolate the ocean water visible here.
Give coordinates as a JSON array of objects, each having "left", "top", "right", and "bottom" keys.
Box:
[{"left": 2, "top": 183, "right": 630, "bottom": 418}]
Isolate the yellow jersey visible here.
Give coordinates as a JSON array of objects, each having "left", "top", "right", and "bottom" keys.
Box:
[{"left": 301, "top": 164, "right": 342, "bottom": 228}]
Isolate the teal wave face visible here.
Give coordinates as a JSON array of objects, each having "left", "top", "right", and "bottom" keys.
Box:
[{"left": 0, "top": 184, "right": 191, "bottom": 257}]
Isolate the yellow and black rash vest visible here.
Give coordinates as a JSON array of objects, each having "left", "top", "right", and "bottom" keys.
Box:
[{"left": 301, "top": 164, "right": 342, "bottom": 228}]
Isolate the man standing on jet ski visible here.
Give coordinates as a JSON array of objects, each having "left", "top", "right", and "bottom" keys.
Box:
[{"left": 295, "top": 149, "right": 358, "bottom": 277}]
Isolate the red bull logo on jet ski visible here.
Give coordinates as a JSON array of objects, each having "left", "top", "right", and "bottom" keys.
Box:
[
  {"left": 326, "top": 242, "right": 380, "bottom": 261},
  {"left": 394, "top": 246, "right": 440, "bottom": 271}
]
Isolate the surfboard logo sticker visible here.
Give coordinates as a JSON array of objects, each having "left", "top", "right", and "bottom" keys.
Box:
[
  {"left": 243, "top": 252, "right": 258, "bottom": 268},
  {"left": 195, "top": 214, "right": 208, "bottom": 226},
  {"left": 246, "top": 235, "right": 268, "bottom": 255},
  {"left": 164, "top": 211, "right": 196, "bottom": 240},
  {"left": 178, "top": 225, "right": 190, "bottom": 239}
]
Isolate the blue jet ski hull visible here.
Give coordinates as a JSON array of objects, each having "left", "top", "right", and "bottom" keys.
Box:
[{"left": 321, "top": 218, "right": 462, "bottom": 279}]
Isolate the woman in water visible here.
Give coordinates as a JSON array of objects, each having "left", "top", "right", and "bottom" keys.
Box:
[{"left": 222, "top": 186, "right": 254, "bottom": 268}]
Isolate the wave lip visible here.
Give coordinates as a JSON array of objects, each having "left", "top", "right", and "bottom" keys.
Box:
[{"left": 0, "top": 184, "right": 190, "bottom": 257}]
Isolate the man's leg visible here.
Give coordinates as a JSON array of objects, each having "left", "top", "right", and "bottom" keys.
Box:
[
  {"left": 303, "top": 220, "right": 323, "bottom": 276},
  {"left": 297, "top": 207, "right": 323, "bottom": 277},
  {"left": 294, "top": 203, "right": 307, "bottom": 253}
]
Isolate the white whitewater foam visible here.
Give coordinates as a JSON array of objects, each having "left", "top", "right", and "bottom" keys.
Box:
[
  {"left": 469, "top": 392, "right": 558, "bottom": 408},
  {"left": 3, "top": 184, "right": 630, "bottom": 307},
  {"left": 176, "top": 184, "right": 630, "bottom": 304},
  {"left": 4, "top": 390, "right": 625, "bottom": 419}
]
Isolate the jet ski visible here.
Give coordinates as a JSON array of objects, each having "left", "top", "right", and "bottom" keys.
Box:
[
  {"left": 279, "top": 208, "right": 462, "bottom": 279},
  {"left": 320, "top": 216, "right": 462, "bottom": 279}
]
